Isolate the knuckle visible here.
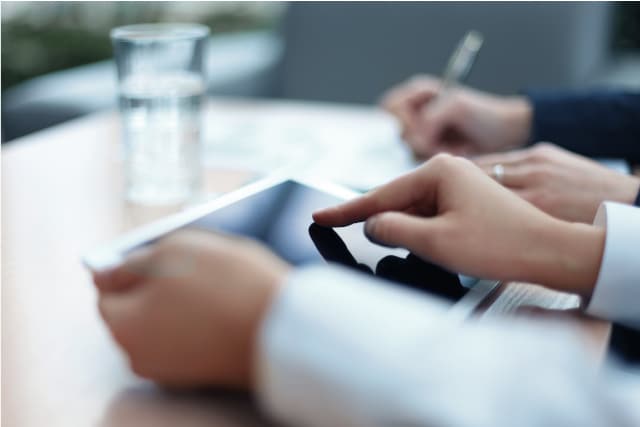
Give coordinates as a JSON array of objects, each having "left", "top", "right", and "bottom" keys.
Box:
[
  {"left": 535, "top": 142, "right": 555, "bottom": 151},
  {"left": 453, "top": 156, "right": 475, "bottom": 169},
  {"left": 429, "top": 152, "right": 454, "bottom": 167},
  {"left": 530, "top": 143, "right": 554, "bottom": 160},
  {"left": 429, "top": 152, "right": 469, "bottom": 172}
]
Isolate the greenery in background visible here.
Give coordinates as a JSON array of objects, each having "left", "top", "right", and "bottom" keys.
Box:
[{"left": 1, "top": 1, "right": 284, "bottom": 90}]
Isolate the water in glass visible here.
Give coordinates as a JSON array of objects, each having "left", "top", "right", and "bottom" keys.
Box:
[{"left": 119, "top": 72, "right": 204, "bottom": 204}]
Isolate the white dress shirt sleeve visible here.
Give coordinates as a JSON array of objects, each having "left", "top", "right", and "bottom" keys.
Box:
[
  {"left": 256, "top": 264, "right": 640, "bottom": 427},
  {"left": 587, "top": 202, "right": 640, "bottom": 328}
]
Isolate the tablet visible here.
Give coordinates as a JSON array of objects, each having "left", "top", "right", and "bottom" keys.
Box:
[{"left": 84, "top": 176, "right": 497, "bottom": 306}]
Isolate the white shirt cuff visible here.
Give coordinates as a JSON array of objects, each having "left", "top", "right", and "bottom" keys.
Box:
[{"left": 587, "top": 202, "right": 640, "bottom": 328}]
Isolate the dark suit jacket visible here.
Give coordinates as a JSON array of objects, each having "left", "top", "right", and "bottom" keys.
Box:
[{"left": 526, "top": 90, "right": 640, "bottom": 162}]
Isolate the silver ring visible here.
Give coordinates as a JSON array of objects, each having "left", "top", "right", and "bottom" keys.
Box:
[{"left": 492, "top": 164, "right": 505, "bottom": 183}]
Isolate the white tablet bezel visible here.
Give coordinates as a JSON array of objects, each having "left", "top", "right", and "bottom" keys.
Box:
[{"left": 82, "top": 174, "right": 361, "bottom": 271}]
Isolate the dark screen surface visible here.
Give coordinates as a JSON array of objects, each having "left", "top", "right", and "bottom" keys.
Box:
[{"left": 190, "top": 180, "right": 467, "bottom": 301}]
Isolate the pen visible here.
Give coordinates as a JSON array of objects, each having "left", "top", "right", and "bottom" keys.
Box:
[
  {"left": 440, "top": 30, "right": 484, "bottom": 94},
  {"left": 409, "top": 30, "right": 484, "bottom": 161}
]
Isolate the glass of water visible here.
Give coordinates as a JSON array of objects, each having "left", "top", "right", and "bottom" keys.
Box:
[{"left": 111, "top": 23, "right": 209, "bottom": 205}]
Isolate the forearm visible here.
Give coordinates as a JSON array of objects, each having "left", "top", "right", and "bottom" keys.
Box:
[
  {"left": 524, "top": 218, "right": 605, "bottom": 301},
  {"left": 499, "top": 96, "right": 533, "bottom": 150},
  {"left": 520, "top": 202, "right": 640, "bottom": 329},
  {"left": 613, "top": 174, "right": 640, "bottom": 206}
]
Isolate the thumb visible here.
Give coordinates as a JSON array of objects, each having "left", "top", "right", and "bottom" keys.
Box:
[
  {"left": 93, "top": 246, "right": 154, "bottom": 293},
  {"left": 97, "top": 291, "right": 143, "bottom": 346},
  {"left": 364, "top": 212, "right": 439, "bottom": 256}
]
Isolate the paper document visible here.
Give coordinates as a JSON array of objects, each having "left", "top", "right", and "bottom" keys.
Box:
[
  {"left": 203, "top": 102, "right": 419, "bottom": 191},
  {"left": 483, "top": 282, "right": 581, "bottom": 317}
]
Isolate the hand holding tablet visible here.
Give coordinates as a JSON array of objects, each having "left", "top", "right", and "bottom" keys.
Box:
[{"left": 93, "top": 228, "right": 288, "bottom": 389}]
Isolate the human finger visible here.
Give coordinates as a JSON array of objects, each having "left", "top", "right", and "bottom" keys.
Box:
[
  {"left": 97, "top": 289, "right": 145, "bottom": 349},
  {"left": 479, "top": 164, "right": 533, "bottom": 188},
  {"left": 416, "top": 98, "right": 466, "bottom": 158},
  {"left": 386, "top": 90, "right": 440, "bottom": 149},
  {"left": 381, "top": 75, "right": 440, "bottom": 110},
  {"left": 472, "top": 150, "right": 534, "bottom": 168},
  {"left": 313, "top": 166, "right": 436, "bottom": 226},
  {"left": 364, "top": 211, "right": 441, "bottom": 256}
]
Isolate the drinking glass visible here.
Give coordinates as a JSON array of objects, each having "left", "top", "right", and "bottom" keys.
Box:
[{"left": 111, "top": 23, "right": 209, "bottom": 204}]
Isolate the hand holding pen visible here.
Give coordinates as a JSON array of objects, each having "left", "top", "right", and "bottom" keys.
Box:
[{"left": 381, "top": 31, "right": 533, "bottom": 158}]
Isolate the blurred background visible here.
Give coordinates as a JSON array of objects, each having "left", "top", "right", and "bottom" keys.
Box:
[{"left": 2, "top": 1, "right": 640, "bottom": 142}]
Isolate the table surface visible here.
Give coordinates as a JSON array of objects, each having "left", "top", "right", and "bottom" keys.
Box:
[{"left": 2, "top": 98, "right": 611, "bottom": 427}]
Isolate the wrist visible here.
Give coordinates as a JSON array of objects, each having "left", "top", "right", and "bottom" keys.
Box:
[
  {"left": 617, "top": 175, "right": 640, "bottom": 205},
  {"left": 502, "top": 96, "right": 532, "bottom": 150},
  {"left": 529, "top": 218, "right": 605, "bottom": 300}
]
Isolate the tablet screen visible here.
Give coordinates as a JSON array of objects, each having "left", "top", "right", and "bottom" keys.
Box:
[{"left": 190, "top": 180, "right": 468, "bottom": 301}]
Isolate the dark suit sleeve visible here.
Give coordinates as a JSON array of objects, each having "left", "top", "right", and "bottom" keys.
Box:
[{"left": 525, "top": 90, "right": 640, "bottom": 162}]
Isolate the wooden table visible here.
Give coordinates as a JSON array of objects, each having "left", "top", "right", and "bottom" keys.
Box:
[
  {"left": 1, "top": 98, "right": 611, "bottom": 427},
  {"left": 1, "top": 103, "right": 265, "bottom": 427}
]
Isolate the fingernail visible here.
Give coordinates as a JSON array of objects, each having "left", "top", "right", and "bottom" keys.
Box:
[
  {"left": 364, "top": 216, "right": 377, "bottom": 237},
  {"left": 365, "top": 215, "right": 397, "bottom": 248}
]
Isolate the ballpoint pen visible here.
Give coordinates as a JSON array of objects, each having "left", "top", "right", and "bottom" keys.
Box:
[
  {"left": 407, "top": 30, "right": 484, "bottom": 162},
  {"left": 440, "top": 30, "right": 484, "bottom": 94}
]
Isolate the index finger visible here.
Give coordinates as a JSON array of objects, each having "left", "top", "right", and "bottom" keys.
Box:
[{"left": 313, "top": 166, "right": 434, "bottom": 226}]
